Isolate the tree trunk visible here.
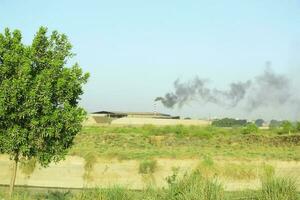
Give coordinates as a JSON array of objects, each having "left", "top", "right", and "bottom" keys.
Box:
[{"left": 9, "top": 157, "right": 18, "bottom": 198}]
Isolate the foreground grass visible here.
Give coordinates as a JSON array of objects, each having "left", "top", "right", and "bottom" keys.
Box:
[
  {"left": 1, "top": 172, "right": 299, "bottom": 200},
  {"left": 69, "top": 125, "right": 300, "bottom": 161}
]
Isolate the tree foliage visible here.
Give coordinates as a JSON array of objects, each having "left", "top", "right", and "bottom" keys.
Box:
[
  {"left": 280, "top": 120, "right": 294, "bottom": 135},
  {"left": 295, "top": 122, "right": 300, "bottom": 132},
  {"left": 269, "top": 120, "right": 282, "bottom": 129},
  {"left": 0, "top": 27, "right": 89, "bottom": 193},
  {"left": 255, "top": 119, "right": 264, "bottom": 127},
  {"left": 242, "top": 123, "right": 259, "bottom": 135}
]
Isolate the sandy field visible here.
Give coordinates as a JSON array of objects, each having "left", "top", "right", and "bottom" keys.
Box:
[{"left": 0, "top": 155, "right": 299, "bottom": 191}]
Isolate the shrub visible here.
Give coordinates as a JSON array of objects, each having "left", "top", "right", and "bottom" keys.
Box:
[
  {"left": 83, "top": 151, "right": 97, "bottom": 181},
  {"left": 269, "top": 120, "right": 282, "bottom": 129},
  {"left": 139, "top": 159, "right": 157, "bottom": 174},
  {"left": 255, "top": 119, "right": 265, "bottom": 127},
  {"left": 281, "top": 120, "right": 294, "bottom": 135},
  {"left": 242, "top": 123, "right": 259, "bottom": 135},
  {"left": 296, "top": 122, "right": 300, "bottom": 132},
  {"left": 174, "top": 125, "right": 187, "bottom": 137}
]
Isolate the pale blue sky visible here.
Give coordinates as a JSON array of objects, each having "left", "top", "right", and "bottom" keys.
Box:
[{"left": 1, "top": 0, "right": 300, "bottom": 119}]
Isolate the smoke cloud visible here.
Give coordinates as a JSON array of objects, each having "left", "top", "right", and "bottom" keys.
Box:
[{"left": 155, "top": 68, "right": 296, "bottom": 111}]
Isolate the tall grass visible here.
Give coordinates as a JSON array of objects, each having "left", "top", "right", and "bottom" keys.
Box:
[
  {"left": 82, "top": 151, "right": 98, "bottom": 182},
  {"left": 73, "top": 187, "right": 133, "bottom": 200},
  {"left": 259, "top": 176, "right": 298, "bottom": 200},
  {"left": 1, "top": 174, "right": 299, "bottom": 200},
  {"left": 197, "top": 156, "right": 260, "bottom": 180},
  {"left": 164, "top": 170, "right": 224, "bottom": 200}
]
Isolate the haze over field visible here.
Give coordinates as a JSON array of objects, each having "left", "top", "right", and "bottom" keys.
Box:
[{"left": 1, "top": 0, "right": 300, "bottom": 120}]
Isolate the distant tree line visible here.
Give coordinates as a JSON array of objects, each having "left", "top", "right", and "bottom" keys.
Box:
[
  {"left": 270, "top": 120, "right": 300, "bottom": 135},
  {"left": 212, "top": 118, "right": 300, "bottom": 135},
  {"left": 212, "top": 118, "right": 247, "bottom": 127}
]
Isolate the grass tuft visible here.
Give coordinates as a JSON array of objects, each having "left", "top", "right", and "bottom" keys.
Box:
[
  {"left": 139, "top": 159, "right": 157, "bottom": 174},
  {"left": 165, "top": 170, "right": 224, "bottom": 200},
  {"left": 260, "top": 176, "right": 298, "bottom": 200},
  {"left": 83, "top": 151, "right": 98, "bottom": 182}
]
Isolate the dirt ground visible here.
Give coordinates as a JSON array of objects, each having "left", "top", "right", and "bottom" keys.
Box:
[
  {"left": 83, "top": 116, "right": 211, "bottom": 126},
  {"left": 0, "top": 155, "right": 299, "bottom": 191}
]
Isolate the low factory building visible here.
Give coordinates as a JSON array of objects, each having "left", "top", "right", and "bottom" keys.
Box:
[
  {"left": 91, "top": 111, "right": 180, "bottom": 119},
  {"left": 83, "top": 111, "right": 210, "bottom": 126}
]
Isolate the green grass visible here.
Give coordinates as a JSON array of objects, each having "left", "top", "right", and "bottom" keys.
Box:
[
  {"left": 196, "top": 156, "right": 275, "bottom": 180},
  {"left": 69, "top": 125, "right": 300, "bottom": 161},
  {"left": 1, "top": 172, "right": 299, "bottom": 200}
]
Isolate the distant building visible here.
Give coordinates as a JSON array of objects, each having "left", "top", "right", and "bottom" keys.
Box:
[
  {"left": 91, "top": 111, "right": 180, "bottom": 119},
  {"left": 83, "top": 111, "right": 211, "bottom": 126}
]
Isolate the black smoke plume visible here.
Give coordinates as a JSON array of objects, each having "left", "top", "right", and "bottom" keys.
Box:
[{"left": 155, "top": 68, "right": 293, "bottom": 110}]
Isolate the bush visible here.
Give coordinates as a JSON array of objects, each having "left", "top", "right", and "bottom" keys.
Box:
[
  {"left": 281, "top": 120, "right": 295, "bottom": 135},
  {"left": 242, "top": 123, "right": 259, "bottom": 135},
  {"left": 139, "top": 159, "right": 157, "bottom": 174},
  {"left": 296, "top": 122, "right": 300, "bottom": 132},
  {"left": 269, "top": 120, "right": 282, "bottom": 129},
  {"left": 255, "top": 119, "right": 265, "bottom": 127},
  {"left": 173, "top": 125, "right": 188, "bottom": 137},
  {"left": 83, "top": 151, "right": 98, "bottom": 181}
]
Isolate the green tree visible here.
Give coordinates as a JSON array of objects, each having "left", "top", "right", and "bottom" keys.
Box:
[
  {"left": 296, "top": 122, "right": 300, "bottom": 132},
  {"left": 212, "top": 118, "right": 247, "bottom": 127},
  {"left": 269, "top": 120, "right": 282, "bottom": 129},
  {"left": 255, "top": 119, "right": 264, "bottom": 127},
  {"left": 0, "top": 27, "right": 89, "bottom": 197},
  {"left": 281, "top": 120, "right": 293, "bottom": 135},
  {"left": 242, "top": 123, "right": 259, "bottom": 135}
]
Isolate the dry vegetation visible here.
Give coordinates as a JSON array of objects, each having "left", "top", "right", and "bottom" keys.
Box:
[
  {"left": 2, "top": 125, "right": 299, "bottom": 199},
  {"left": 69, "top": 125, "right": 300, "bottom": 161},
  {"left": 1, "top": 171, "right": 299, "bottom": 200}
]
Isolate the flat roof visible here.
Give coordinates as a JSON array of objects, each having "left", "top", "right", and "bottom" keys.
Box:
[{"left": 92, "top": 111, "right": 171, "bottom": 116}]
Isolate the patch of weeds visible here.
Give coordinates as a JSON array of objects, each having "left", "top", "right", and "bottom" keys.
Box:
[
  {"left": 197, "top": 157, "right": 259, "bottom": 180},
  {"left": 261, "top": 163, "right": 275, "bottom": 179},
  {"left": 74, "top": 187, "right": 133, "bottom": 200},
  {"left": 197, "top": 156, "right": 217, "bottom": 178},
  {"left": 222, "top": 163, "right": 257, "bottom": 180},
  {"left": 166, "top": 167, "right": 180, "bottom": 187},
  {"left": 83, "top": 151, "right": 97, "bottom": 182},
  {"left": 42, "top": 191, "right": 72, "bottom": 200},
  {"left": 260, "top": 174, "right": 298, "bottom": 200},
  {"left": 165, "top": 170, "right": 224, "bottom": 200},
  {"left": 139, "top": 159, "right": 157, "bottom": 174}
]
